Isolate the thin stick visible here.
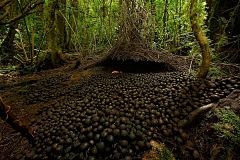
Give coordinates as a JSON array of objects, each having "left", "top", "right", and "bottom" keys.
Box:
[
  {"left": 36, "top": 30, "right": 47, "bottom": 62},
  {"left": 15, "top": 29, "right": 28, "bottom": 62},
  {"left": 104, "top": 29, "right": 112, "bottom": 47},
  {"left": 31, "top": 24, "right": 34, "bottom": 64},
  {"left": 189, "top": 58, "right": 193, "bottom": 75},
  {"left": 14, "top": 56, "right": 25, "bottom": 64},
  {"left": 211, "top": 63, "right": 240, "bottom": 69},
  {"left": 3, "top": 136, "right": 23, "bottom": 160},
  {"left": 71, "top": 8, "right": 83, "bottom": 53},
  {"left": 16, "top": 54, "right": 25, "bottom": 62},
  {"left": 58, "top": 10, "right": 81, "bottom": 55},
  {"left": 16, "top": 0, "right": 31, "bottom": 56}
]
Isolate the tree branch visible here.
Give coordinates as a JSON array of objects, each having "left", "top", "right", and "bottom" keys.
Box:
[
  {"left": 0, "top": 0, "right": 12, "bottom": 9},
  {"left": 0, "top": 3, "right": 11, "bottom": 21},
  {"left": 0, "top": 0, "right": 45, "bottom": 25},
  {"left": 211, "top": 63, "right": 240, "bottom": 69}
]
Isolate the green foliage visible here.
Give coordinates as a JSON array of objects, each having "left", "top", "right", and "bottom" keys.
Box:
[
  {"left": 214, "top": 108, "right": 240, "bottom": 144},
  {"left": 45, "top": 0, "right": 49, "bottom": 6},
  {"left": 214, "top": 108, "right": 240, "bottom": 160},
  {"left": 159, "top": 147, "right": 175, "bottom": 160},
  {"left": 208, "top": 67, "right": 227, "bottom": 78},
  {"left": 183, "top": 0, "right": 207, "bottom": 26},
  {"left": 17, "top": 84, "right": 38, "bottom": 95},
  {"left": 1, "top": 0, "right": 210, "bottom": 65}
]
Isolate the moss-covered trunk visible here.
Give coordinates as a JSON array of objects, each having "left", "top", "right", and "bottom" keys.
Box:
[
  {"left": 1, "top": 1, "right": 19, "bottom": 55},
  {"left": 57, "top": 0, "right": 66, "bottom": 52},
  {"left": 190, "top": 0, "right": 211, "bottom": 79},
  {"left": 44, "top": 0, "right": 65, "bottom": 68}
]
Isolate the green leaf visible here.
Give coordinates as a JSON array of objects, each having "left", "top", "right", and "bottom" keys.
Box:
[{"left": 45, "top": 0, "right": 49, "bottom": 6}]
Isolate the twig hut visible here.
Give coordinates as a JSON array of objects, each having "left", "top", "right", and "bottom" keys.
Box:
[{"left": 77, "top": 1, "right": 188, "bottom": 73}]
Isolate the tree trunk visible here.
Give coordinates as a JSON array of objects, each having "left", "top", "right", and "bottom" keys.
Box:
[
  {"left": 190, "top": 0, "right": 211, "bottom": 79},
  {"left": 1, "top": 0, "right": 19, "bottom": 55},
  {"left": 1, "top": 21, "right": 19, "bottom": 54},
  {"left": 205, "top": 0, "right": 218, "bottom": 41},
  {"left": 66, "top": 0, "right": 78, "bottom": 51},
  {"left": 45, "top": 0, "right": 64, "bottom": 68},
  {"left": 56, "top": 0, "right": 66, "bottom": 52}
]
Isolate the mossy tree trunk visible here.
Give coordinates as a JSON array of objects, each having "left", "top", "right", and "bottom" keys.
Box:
[
  {"left": 45, "top": 0, "right": 65, "bottom": 68},
  {"left": 190, "top": 0, "right": 211, "bottom": 79},
  {"left": 57, "top": 0, "right": 66, "bottom": 52},
  {"left": 1, "top": 0, "right": 19, "bottom": 55},
  {"left": 66, "top": 0, "right": 77, "bottom": 51}
]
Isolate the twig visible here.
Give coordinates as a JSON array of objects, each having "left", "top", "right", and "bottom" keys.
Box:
[
  {"left": 36, "top": 30, "right": 47, "bottom": 62},
  {"left": 16, "top": 0, "right": 31, "bottom": 55},
  {"left": 15, "top": 29, "right": 28, "bottom": 62},
  {"left": 13, "top": 56, "right": 25, "bottom": 64},
  {"left": 211, "top": 63, "right": 240, "bottom": 69},
  {"left": 0, "top": 0, "right": 45, "bottom": 25},
  {"left": 188, "top": 57, "right": 194, "bottom": 75},
  {"left": 58, "top": 9, "right": 81, "bottom": 56},
  {"left": 70, "top": 8, "right": 83, "bottom": 54},
  {"left": 16, "top": 54, "right": 25, "bottom": 62},
  {"left": 31, "top": 24, "right": 34, "bottom": 64},
  {"left": 2, "top": 136, "right": 23, "bottom": 160}
]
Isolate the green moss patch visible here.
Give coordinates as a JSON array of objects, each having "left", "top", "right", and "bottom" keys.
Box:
[
  {"left": 17, "top": 84, "right": 38, "bottom": 95},
  {"left": 213, "top": 108, "right": 240, "bottom": 160}
]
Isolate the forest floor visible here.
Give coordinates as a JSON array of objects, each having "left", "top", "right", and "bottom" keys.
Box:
[
  {"left": 0, "top": 55, "right": 239, "bottom": 160},
  {"left": 0, "top": 57, "right": 99, "bottom": 160}
]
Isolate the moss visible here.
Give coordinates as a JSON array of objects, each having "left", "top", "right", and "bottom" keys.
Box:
[
  {"left": 143, "top": 141, "right": 175, "bottom": 160},
  {"left": 208, "top": 67, "right": 227, "bottom": 78},
  {"left": 17, "top": 84, "right": 38, "bottom": 95},
  {"left": 0, "top": 83, "right": 13, "bottom": 89},
  {"left": 159, "top": 147, "right": 175, "bottom": 160},
  {"left": 214, "top": 108, "right": 240, "bottom": 159},
  {"left": 19, "top": 79, "right": 38, "bottom": 85}
]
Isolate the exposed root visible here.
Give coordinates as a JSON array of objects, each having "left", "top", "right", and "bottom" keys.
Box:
[
  {"left": 178, "top": 103, "right": 217, "bottom": 128},
  {"left": 0, "top": 97, "right": 35, "bottom": 139}
]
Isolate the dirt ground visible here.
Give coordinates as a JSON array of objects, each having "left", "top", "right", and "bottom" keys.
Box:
[
  {"left": 0, "top": 58, "right": 239, "bottom": 160},
  {"left": 0, "top": 58, "right": 91, "bottom": 160}
]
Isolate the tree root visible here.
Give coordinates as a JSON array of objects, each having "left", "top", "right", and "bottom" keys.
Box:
[
  {"left": 0, "top": 97, "right": 35, "bottom": 140},
  {"left": 178, "top": 103, "right": 217, "bottom": 128}
]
